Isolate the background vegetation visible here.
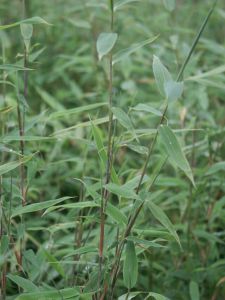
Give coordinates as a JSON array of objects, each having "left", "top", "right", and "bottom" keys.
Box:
[{"left": 0, "top": 0, "right": 225, "bottom": 299}]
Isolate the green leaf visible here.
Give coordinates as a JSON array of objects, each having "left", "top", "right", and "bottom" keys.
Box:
[
  {"left": 164, "top": 80, "right": 184, "bottom": 102},
  {"left": 112, "top": 107, "right": 133, "bottom": 130},
  {"left": 42, "top": 249, "right": 65, "bottom": 278},
  {"left": 113, "top": 36, "right": 158, "bottom": 65},
  {"left": 147, "top": 200, "right": 181, "bottom": 248},
  {"left": 96, "top": 32, "right": 118, "bottom": 60},
  {"left": 20, "top": 24, "right": 33, "bottom": 40},
  {"left": 0, "top": 16, "right": 51, "bottom": 30},
  {"left": 42, "top": 201, "right": 99, "bottom": 215},
  {"left": 189, "top": 281, "right": 200, "bottom": 300},
  {"left": 7, "top": 275, "right": 39, "bottom": 293},
  {"left": 65, "top": 246, "right": 98, "bottom": 257},
  {"left": 112, "top": 107, "right": 138, "bottom": 140},
  {"left": 11, "top": 197, "right": 71, "bottom": 218},
  {"left": 49, "top": 102, "right": 106, "bottom": 119},
  {"left": 15, "top": 288, "right": 80, "bottom": 300},
  {"left": 158, "top": 125, "right": 195, "bottom": 186},
  {"left": 0, "top": 154, "right": 34, "bottom": 176},
  {"left": 147, "top": 292, "right": 170, "bottom": 300},
  {"left": 114, "top": 0, "right": 139, "bottom": 11},
  {"left": 104, "top": 183, "right": 139, "bottom": 199},
  {"left": 206, "top": 162, "right": 225, "bottom": 175},
  {"left": 123, "top": 241, "right": 138, "bottom": 289},
  {"left": 163, "top": 0, "right": 176, "bottom": 12},
  {"left": 132, "top": 103, "right": 162, "bottom": 116},
  {"left": 20, "top": 24, "right": 33, "bottom": 51},
  {"left": 92, "top": 124, "right": 119, "bottom": 184},
  {"left": 0, "top": 64, "right": 32, "bottom": 71},
  {"left": 106, "top": 203, "right": 127, "bottom": 225},
  {"left": 0, "top": 235, "right": 9, "bottom": 254},
  {"left": 153, "top": 55, "right": 172, "bottom": 96},
  {"left": 126, "top": 236, "right": 165, "bottom": 248}
]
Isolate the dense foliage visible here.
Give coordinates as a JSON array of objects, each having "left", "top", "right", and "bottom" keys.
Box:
[{"left": 0, "top": 0, "right": 225, "bottom": 299}]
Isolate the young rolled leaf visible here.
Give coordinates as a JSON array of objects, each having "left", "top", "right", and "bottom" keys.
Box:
[
  {"left": 158, "top": 125, "right": 195, "bottom": 186},
  {"left": 123, "top": 241, "right": 138, "bottom": 289},
  {"left": 147, "top": 200, "right": 181, "bottom": 248},
  {"left": 96, "top": 32, "right": 118, "bottom": 60}
]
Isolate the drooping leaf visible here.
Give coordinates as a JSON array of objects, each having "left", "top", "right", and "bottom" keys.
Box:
[
  {"left": 147, "top": 200, "right": 181, "bottom": 248},
  {"left": 96, "top": 32, "right": 118, "bottom": 60},
  {"left": 158, "top": 125, "right": 195, "bottom": 186},
  {"left": 123, "top": 241, "right": 138, "bottom": 289}
]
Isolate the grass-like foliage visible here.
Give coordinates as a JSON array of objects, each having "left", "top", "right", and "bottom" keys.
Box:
[{"left": 0, "top": 0, "right": 225, "bottom": 299}]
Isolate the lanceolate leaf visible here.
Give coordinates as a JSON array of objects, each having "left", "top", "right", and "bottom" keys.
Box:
[
  {"left": 113, "top": 36, "right": 158, "bottom": 65},
  {"left": 158, "top": 125, "right": 195, "bottom": 186},
  {"left": 7, "top": 275, "right": 39, "bottom": 293},
  {"left": 123, "top": 241, "right": 138, "bottom": 289},
  {"left": 0, "top": 16, "right": 51, "bottom": 30},
  {"left": 15, "top": 288, "right": 80, "bottom": 300},
  {"left": 96, "top": 32, "right": 118, "bottom": 60},
  {"left": 147, "top": 200, "right": 181, "bottom": 248},
  {"left": 0, "top": 154, "right": 34, "bottom": 176},
  {"left": 11, "top": 197, "right": 71, "bottom": 218},
  {"left": 104, "top": 182, "right": 139, "bottom": 199}
]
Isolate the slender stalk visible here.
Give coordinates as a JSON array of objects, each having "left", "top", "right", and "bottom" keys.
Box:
[{"left": 98, "top": 1, "right": 115, "bottom": 293}]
